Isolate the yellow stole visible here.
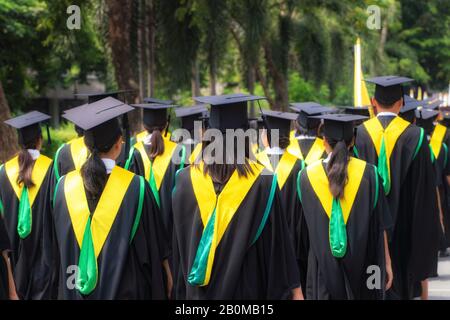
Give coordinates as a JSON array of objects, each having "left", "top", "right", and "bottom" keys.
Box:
[
  {"left": 136, "top": 130, "right": 171, "bottom": 144},
  {"left": 5, "top": 155, "right": 52, "bottom": 206},
  {"left": 306, "top": 158, "right": 366, "bottom": 223},
  {"left": 64, "top": 166, "right": 134, "bottom": 255},
  {"left": 430, "top": 124, "right": 447, "bottom": 159},
  {"left": 288, "top": 131, "right": 325, "bottom": 165},
  {"left": 256, "top": 150, "right": 300, "bottom": 190},
  {"left": 363, "top": 116, "right": 410, "bottom": 186},
  {"left": 68, "top": 137, "right": 89, "bottom": 170},
  {"left": 188, "top": 161, "right": 264, "bottom": 286},
  {"left": 135, "top": 137, "right": 178, "bottom": 190}
]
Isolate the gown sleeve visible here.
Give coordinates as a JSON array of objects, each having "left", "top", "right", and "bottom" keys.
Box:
[{"left": 254, "top": 189, "right": 301, "bottom": 299}]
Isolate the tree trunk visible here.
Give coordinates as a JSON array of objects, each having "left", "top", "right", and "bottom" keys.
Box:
[
  {"left": 0, "top": 81, "right": 18, "bottom": 163},
  {"left": 147, "top": 0, "right": 156, "bottom": 97},
  {"left": 263, "top": 43, "right": 288, "bottom": 111},
  {"left": 191, "top": 60, "right": 201, "bottom": 97},
  {"left": 106, "top": 0, "right": 141, "bottom": 133},
  {"left": 209, "top": 55, "right": 217, "bottom": 95},
  {"left": 137, "top": 0, "right": 145, "bottom": 101}
]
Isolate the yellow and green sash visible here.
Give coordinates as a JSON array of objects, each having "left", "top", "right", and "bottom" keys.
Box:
[
  {"left": 430, "top": 124, "right": 447, "bottom": 160},
  {"left": 5, "top": 155, "right": 52, "bottom": 239},
  {"left": 304, "top": 158, "right": 366, "bottom": 258},
  {"left": 364, "top": 116, "right": 410, "bottom": 195},
  {"left": 53, "top": 137, "right": 89, "bottom": 181},
  {"left": 133, "top": 139, "right": 178, "bottom": 208},
  {"left": 256, "top": 150, "right": 303, "bottom": 190},
  {"left": 287, "top": 132, "right": 325, "bottom": 165},
  {"left": 188, "top": 161, "right": 267, "bottom": 287},
  {"left": 64, "top": 166, "right": 135, "bottom": 295}
]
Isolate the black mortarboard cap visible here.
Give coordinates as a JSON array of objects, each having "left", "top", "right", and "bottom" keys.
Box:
[
  {"left": 4, "top": 111, "right": 51, "bottom": 146},
  {"left": 312, "top": 113, "right": 368, "bottom": 141},
  {"left": 74, "top": 90, "right": 134, "bottom": 104},
  {"left": 175, "top": 105, "right": 208, "bottom": 132},
  {"left": 193, "top": 93, "right": 265, "bottom": 131},
  {"left": 440, "top": 109, "right": 450, "bottom": 127},
  {"left": 63, "top": 97, "right": 134, "bottom": 151},
  {"left": 289, "top": 103, "right": 331, "bottom": 129},
  {"left": 261, "top": 110, "right": 297, "bottom": 139},
  {"left": 423, "top": 99, "right": 443, "bottom": 111},
  {"left": 343, "top": 106, "right": 371, "bottom": 117},
  {"left": 143, "top": 97, "right": 174, "bottom": 105},
  {"left": 365, "top": 76, "right": 413, "bottom": 106},
  {"left": 132, "top": 103, "right": 176, "bottom": 129},
  {"left": 415, "top": 109, "right": 439, "bottom": 134}
]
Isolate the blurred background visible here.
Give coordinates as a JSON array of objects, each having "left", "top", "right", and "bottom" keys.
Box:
[{"left": 0, "top": 0, "right": 449, "bottom": 161}]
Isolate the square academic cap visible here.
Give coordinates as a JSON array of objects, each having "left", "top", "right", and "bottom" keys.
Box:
[
  {"left": 143, "top": 97, "right": 174, "bottom": 105},
  {"left": 74, "top": 90, "right": 134, "bottom": 104},
  {"left": 193, "top": 93, "right": 265, "bottom": 131},
  {"left": 365, "top": 76, "right": 413, "bottom": 106},
  {"left": 62, "top": 97, "right": 134, "bottom": 130},
  {"left": 4, "top": 111, "right": 51, "bottom": 146},
  {"left": 175, "top": 105, "right": 208, "bottom": 131},
  {"left": 289, "top": 103, "right": 332, "bottom": 129},
  {"left": 423, "top": 99, "right": 443, "bottom": 111},
  {"left": 440, "top": 109, "right": 450, "bottom": 127},
  {"left": 312, "top": 113, "right": 368, "bottom": 141},
  {"left": 132, "top": 103, "right": 177, "bottom": 128},
  {"left": 343, "top": 106, "right": 371, "bottom": 117},
  {"left": 415, "top": 109, "right": 440, "bottom": 134},
  {"left": 261, "top": 110, "right": 297, "bottom": 138},
  {"left": 399, "top": 95, "right": 421, "bottom": 123}
]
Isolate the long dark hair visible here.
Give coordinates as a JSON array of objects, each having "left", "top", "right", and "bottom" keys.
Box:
[
  {"left": 17, "top": 135, "right": 42, "bottom": 188},
  {"left": 326, "top": 136, "right": 352, "bottom": 199},
  {"left": 144, "top": 125, "right": 166, "bottom": 161},
  {"left": 202, "top": 133, "right": 254, "bottom": 184},
  {"left": 81, "top": 130, "right": 121, "bottom": 202}
]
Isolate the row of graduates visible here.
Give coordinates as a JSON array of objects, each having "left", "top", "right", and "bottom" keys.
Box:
[{"left": 0, "top": 75, "right": 447, "bottom": 300}]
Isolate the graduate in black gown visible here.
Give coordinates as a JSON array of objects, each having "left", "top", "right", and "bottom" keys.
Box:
[
  {"left": 438, "top": 109, "right": 450, "bottom": 256},
  {"left": 53, "top": 97, "right": 170, "bottom": 299},
  {"left": 54, "top": 92, "right": 132, "bottom": 181},
  {"left": 0, "top": 112, "right": 55, "bottom": 299},
  {"left": 173, "top": 105, "right": 208, "bottom": 165},
  {"left": 172, "top": 93, "right": 302, "bottom": 300},
  {"left": 288, "top": 103, "right": 331, "bottom": 165},
  {"left": 415, "top": 108, "right": 450, "bottom": 260},
  {"left": 355, "top": 76, "right": 440, "bottom": 300},
  {"left": 125, "top": 103, "right": 186, "bottom": 254},
  {"left": 295, "top": 113, "right": 393, "bottom": 300},
  {"left": 0, "top": 214, "right": 17, "bottom": 300}
]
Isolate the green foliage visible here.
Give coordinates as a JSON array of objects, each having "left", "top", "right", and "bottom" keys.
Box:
[{"left": 41, "top": 123, "right": 77, "bottom": 157}]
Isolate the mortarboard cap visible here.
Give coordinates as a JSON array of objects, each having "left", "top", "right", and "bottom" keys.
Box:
[
  {"left": 289, "top": 103, "right": 332, "bottom": 129},
  {"left": 312, "top": 113, "right": 368, "bottom": 141},
  {"left": 343, "top": 106, "right": 371, "bottom": 117},
  {"left": 440, "top": 109, "right": 450, "bottom": 127},
  {"left": 365, "top": 76, "right": 413, "bottom": 106},
  {"left": 415, "top": 109, "right": 439, "bottom": 135},
  {"left": 260, "top": 110, "right": 297, "bottom": 139},
  {"left": 175, "top": 105, "right": 208, "bottom": 132},
  {"left": 143, "top": 97, "right": 174, "bottom": 105},
  {"left": 423, "top": 99, "right": 443, "bottom": 111},
  {"left": 399, "top": 95, "right": 422, "bottom": 123},
  {"left": 132, "top": 103, "right": 177, "bottom": 129},
  {"left": 4, "top": 111, "right": 51, "bottom": 146},
  {"left": 194, "top": 93, "right": 265, "bottom": 131},
  {"left": 74, "top": 90, "right": 134, "bottom": 104}
]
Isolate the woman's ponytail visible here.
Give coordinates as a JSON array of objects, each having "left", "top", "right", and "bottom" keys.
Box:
[
  {"left": 80, "top": 149, "right": 108, "bottom": 202},
  {"left": 17, "top": 148, "right": 35, "bottom": 188},
  {"left": 147, "top": 127, "right": 165, "bottom": 161},
  {"left": 326, "top": 139, "right": 350, "bottom": 199}
]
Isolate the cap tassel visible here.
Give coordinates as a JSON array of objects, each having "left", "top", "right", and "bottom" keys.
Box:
[{"left": 165, "top": 115, "right": 171, "bottom": 138}]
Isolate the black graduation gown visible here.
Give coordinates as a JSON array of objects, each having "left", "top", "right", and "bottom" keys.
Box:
[
  {"left": 0, "top": 215, "right": 10, "bottom": 300},
  {"left": 52, "top": 169, "right": 169, "bottom": 299},
  {"left": 172, "top": 166, "right": 300, "bottom": 300},
  {"left": 296, "top": 160, "right": 391, "bottom": 300},
  {"left": 0, "top": 158, "right": 54, "bottom": 300},
  {"left": 436, "top": 129, "right": 450, "bottom": 250},
  {"left": 126, "top": 142, "right": 185, "bottom": 249},
  {"left": 355, "top": 116, "right": 440, "bottom": 300}
]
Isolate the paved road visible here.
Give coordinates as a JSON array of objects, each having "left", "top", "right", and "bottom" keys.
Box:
[{"left": 429, "top": 256, "right": 450, "bottom": 300}]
